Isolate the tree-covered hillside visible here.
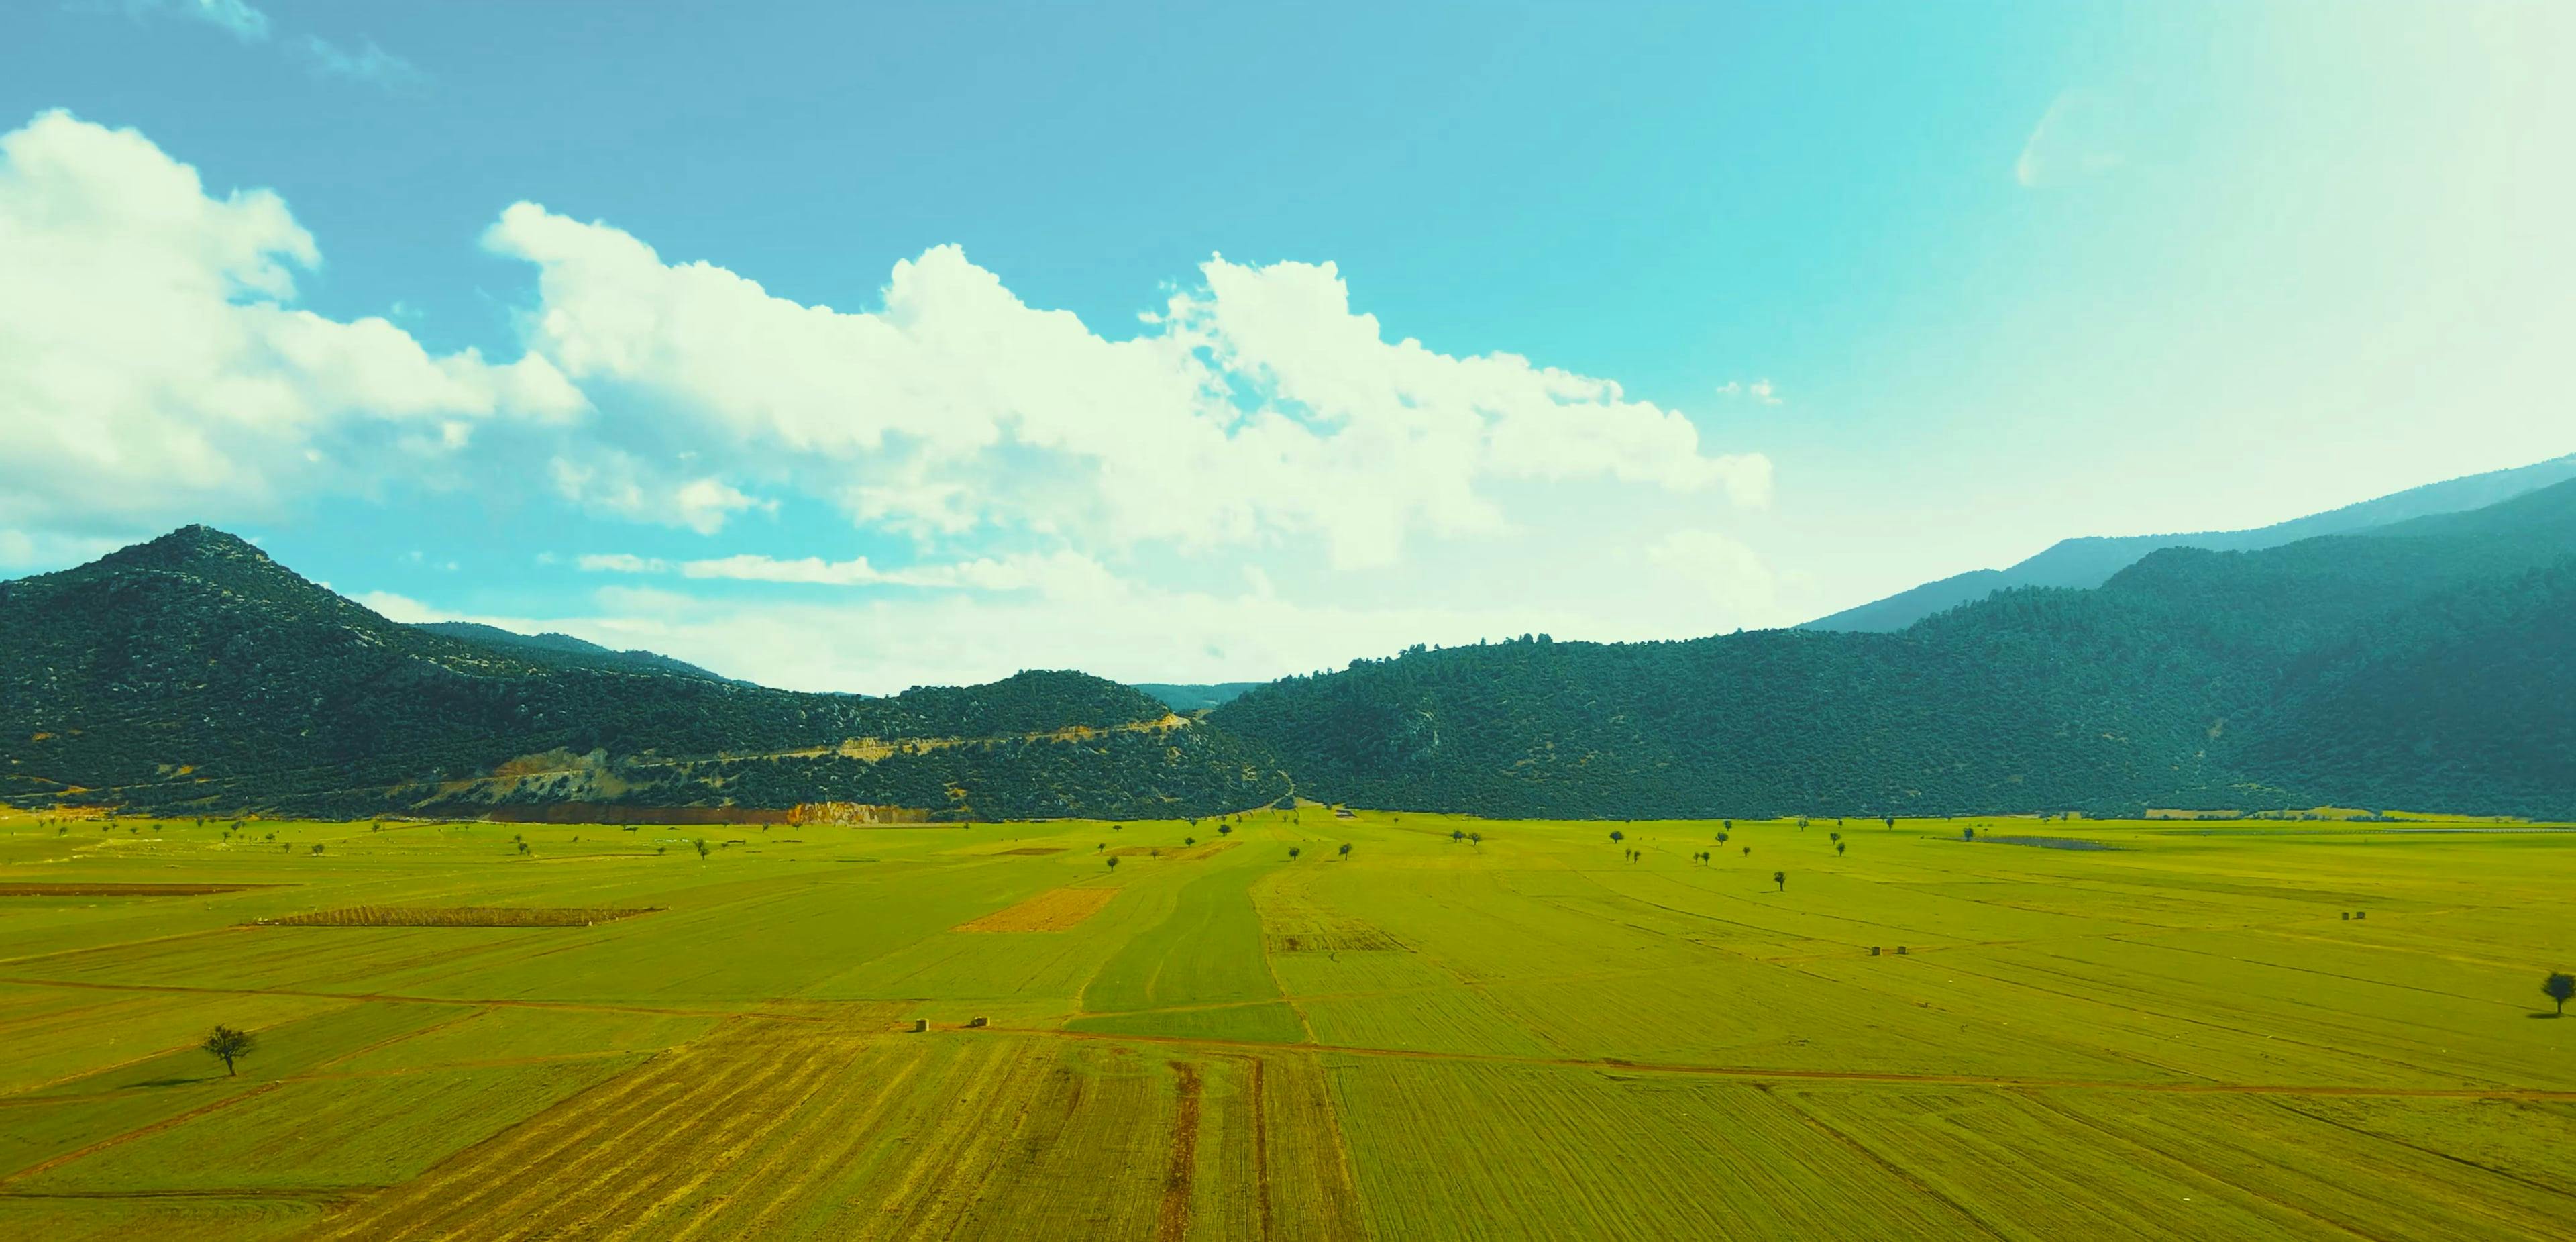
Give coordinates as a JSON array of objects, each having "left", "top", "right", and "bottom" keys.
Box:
[
  {"left": 0, "top": 527, "right": 1289, "bottom": 818},
  {"left": 1213, "top": 480, "right": 2576, "bottom": 820},
  {"left": 412, "top": 621, "right": 737, "bottom": 684}
]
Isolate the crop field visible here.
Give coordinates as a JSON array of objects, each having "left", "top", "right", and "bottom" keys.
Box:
[{"left": 4, "top": 808, "right": 2576, "bottom": 1238}]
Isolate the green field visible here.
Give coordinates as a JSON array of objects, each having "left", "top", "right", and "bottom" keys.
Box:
[{"left": 5, "top": 807, "right": 2575, "bottom": 1238}]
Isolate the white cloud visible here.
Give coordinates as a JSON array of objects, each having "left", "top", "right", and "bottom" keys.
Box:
[
  {"left": 680, "top": 554, "right": 888, "bottom": 586},
  {"left": 109, "top": 1, "right": 420, "bottom": 91},
  {"left": 0, "top": 527, "right": 123, "bottom": 572},
  {"left": 576, "top": 552, "right": 667, "bottom": 574},
  {"left": 296, "top": 35, "right": 421, "bottom": 88},
  {"left": 352, "top": 590, "right": 449, "bottom": 624},
  {"left": 1717, "top": 378, "right": 1784, "bottom": 406},
  {"left": 142, "top": 0, "right": 270, "bottom": 41},
  {"left": 1646, "top": 529, "right": 1778, "bottom": 615},
  {"left": 589, "top": 548, "right": 1125, "bottom": 599},
  {"left": 2015, "top": 89, "right": 2134, "bottom": 189},
  {"left": 483, "top": 206, "right": 1772, "bottom": 568},
  {"left": 547, "top": 454, "right": 759, "bottom": 535},
  {"left": 0, "top": 111, "right": 582, "bottom": 532}
]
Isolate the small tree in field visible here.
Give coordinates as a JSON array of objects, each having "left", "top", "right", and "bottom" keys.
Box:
[
  {"left": 1962, "top": 826, "right": 1976, "bottom": 842},
  {"left": 2546, "top": 973, "right": 2575, "bottom": 1015},
  {"left": 1108, "top": 856, "right": 1120, "bottom": 871},
  {"left": 1289, "top": 846, "right": 1302, "bottom": 860},
  {"left": 202, "top": 1025, "right": 255, "bottom": 1076},
  {"left": 1219, "top": 825, "right": 1232, "bottom": 837},
  {"left": 1773, "top": 871, "right": 1786, "bottom": 892},
  {"left": 693, "top": 838, "right": 710, "bottom": 860},
  {"left": 1716, "top": 831, "right": 1729, "bottom": 844},
  {"left": 1609, "top": 830, "right": 1625, "bottom": 845},
  {"left": 1837, "top": 841, "right": 1847, "bottom": 856},
  {"left": 1452, "top": 829, "right": 1466, "bottom": 843},
  {"left": 1338, "top": 843, "right": 1352, "bottom": 860}
]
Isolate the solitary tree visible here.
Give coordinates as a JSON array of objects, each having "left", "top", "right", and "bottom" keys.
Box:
[
  {"left": 1289, "top": 846, "right": 1302, "bottom": 860},
  {"left": 201, "top": 1025, "right": 256, "bottom": 1076},
  {"left": 1452, "top": 829, "right": 1466, "bottom": 843},
  {"left": 1741, "top": 845, "right": 1750, "bottom": 856},
  {"left": 1609, "top": 830, "right": 1625, "bottom": 845},
  {"left": 693, "top": 838, "right": 710, "bottom": 860},
  {"left": 1468, "top": 832, "right": 1482, "bottom": 846},
  {"left": 1883, "top": 815, "right": 1895, "bottom": 829},
  {"left": 1339, "top": 843, "right": 1352, "bottom": 860},
  {"left": 2548, "top": 972, "right": 2575, "bottom": 1015},
  {"left": 1773, "top": 871, "right": 1786, "bottom": 892},
  {"left": 1717, "top": 831, "right": 1729, "bottom": 845},
  {"left": 1829, "top": 832, "right": 1840, "bottom": 843},
  {"left": 1185, "top": 837, "right": 1197, "bottom": 847},
  {"left": 1836, "top": 841, "right": 1847, "bottom": 856},
  {"left": 1219, "top": 825, "right": 1232, "bottom": 837},
  {"left": 1108, "top": 856, "right": 1120, "bottom": 871},
  {"left": 1723, "top": 819, "right": 1733, "bottom": 831},
  {"left": 1962, "top": 826, "right": 1976, "bottom": 842}
]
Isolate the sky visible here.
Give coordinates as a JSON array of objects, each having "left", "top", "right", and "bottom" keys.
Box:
[{"left": 3, "top": 1, "right": 2571, "bottom": 693}]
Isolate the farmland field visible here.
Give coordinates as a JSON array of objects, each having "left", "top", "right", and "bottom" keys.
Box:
[{"left": 4, "top": 808, "right": 2575, "bottom": 1239}]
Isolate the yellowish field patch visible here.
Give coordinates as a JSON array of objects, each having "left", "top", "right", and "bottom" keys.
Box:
[{"left": 954, "top": 886, "right": 1118, "bottom": 933}]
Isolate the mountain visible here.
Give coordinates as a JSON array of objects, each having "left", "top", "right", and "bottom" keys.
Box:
[
  {"left": 1802, "top": 452, "right": 2576, "bottom": 633},
  {"left": 1210, "top": 478, "right": 2576, "bottom": 820},
  {"left": 0, "top": 527, "right": 1289, "bottom": 819},
  {"left": 1132, "top": 682, "right": 1263, "bottom": 712},
  {"left": 413, "top": 621, "right": 735, "bottom": 683}
]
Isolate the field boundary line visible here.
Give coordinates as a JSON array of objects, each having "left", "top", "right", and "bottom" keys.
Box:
[
  {"left": 0, "top": 975, "right": 822, "bottom": 1024},
  {"left": 1771, "top": 1086, "right": 2011, "bottom": 1240},
  {"left": 998, "top": 1027, "right": 2576, "bottom": 1100},
  {"left": 0, "top": 1080, "right": 282, "bottom": 1186}
]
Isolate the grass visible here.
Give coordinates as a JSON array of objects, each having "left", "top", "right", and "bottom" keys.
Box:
[{"left": 3, "top": 807, "right": 2575, "bottom": 1237}]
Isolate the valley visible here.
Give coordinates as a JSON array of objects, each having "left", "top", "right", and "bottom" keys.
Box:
[{"left": 5, "top": 807, "right": 2574, "bottom": 1238}]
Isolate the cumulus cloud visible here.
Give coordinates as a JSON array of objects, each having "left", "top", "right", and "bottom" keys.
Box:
[
  {"left": 0, "top": 111, "right": 582, "bottom": 532},
  {"left": 484, "top": 206, "right": 1772, "bottom": 567}
]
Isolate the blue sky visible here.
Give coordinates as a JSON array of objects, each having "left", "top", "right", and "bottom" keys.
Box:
[{"left": 3, "top": 1, "right": 2569, "bottom": 691}]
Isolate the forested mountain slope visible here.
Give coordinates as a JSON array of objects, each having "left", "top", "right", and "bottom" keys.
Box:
[
  {"left": 1213, "top": 480, "right": 2576, "bottom": 820},
  {"left": 1802, "top": 452, "right": 2576, "bottom": 633},
  {"left": 413, "top": 621, "right": 737, "bottom": 684},
  {"left": 0, "top": 527, "right": 1288, "bottom": 819}
]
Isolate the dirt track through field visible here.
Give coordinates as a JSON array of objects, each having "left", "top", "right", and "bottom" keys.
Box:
[
  {"left": 1156, "top": 1062, "right": 1199, "bottom": 1242},
  {"left": 1014, "top": 1024, "right": 2576, "bottom": 1102}
]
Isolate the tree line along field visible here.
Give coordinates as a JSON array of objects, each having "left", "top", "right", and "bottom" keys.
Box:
[{"left": 2, "top": 807, "right": 2575, "bottom": 1239}]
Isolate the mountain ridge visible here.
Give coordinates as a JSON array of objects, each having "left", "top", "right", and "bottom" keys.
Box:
[
  {"left": 0, "top": 527, "right": 1289, "bottom": 819},
  {"left": 1802, "top": 452, "right": 2576, "bottom": 633},
  {"left": 1210, "top": 477, "right": 2576, "bottom": 820}
]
